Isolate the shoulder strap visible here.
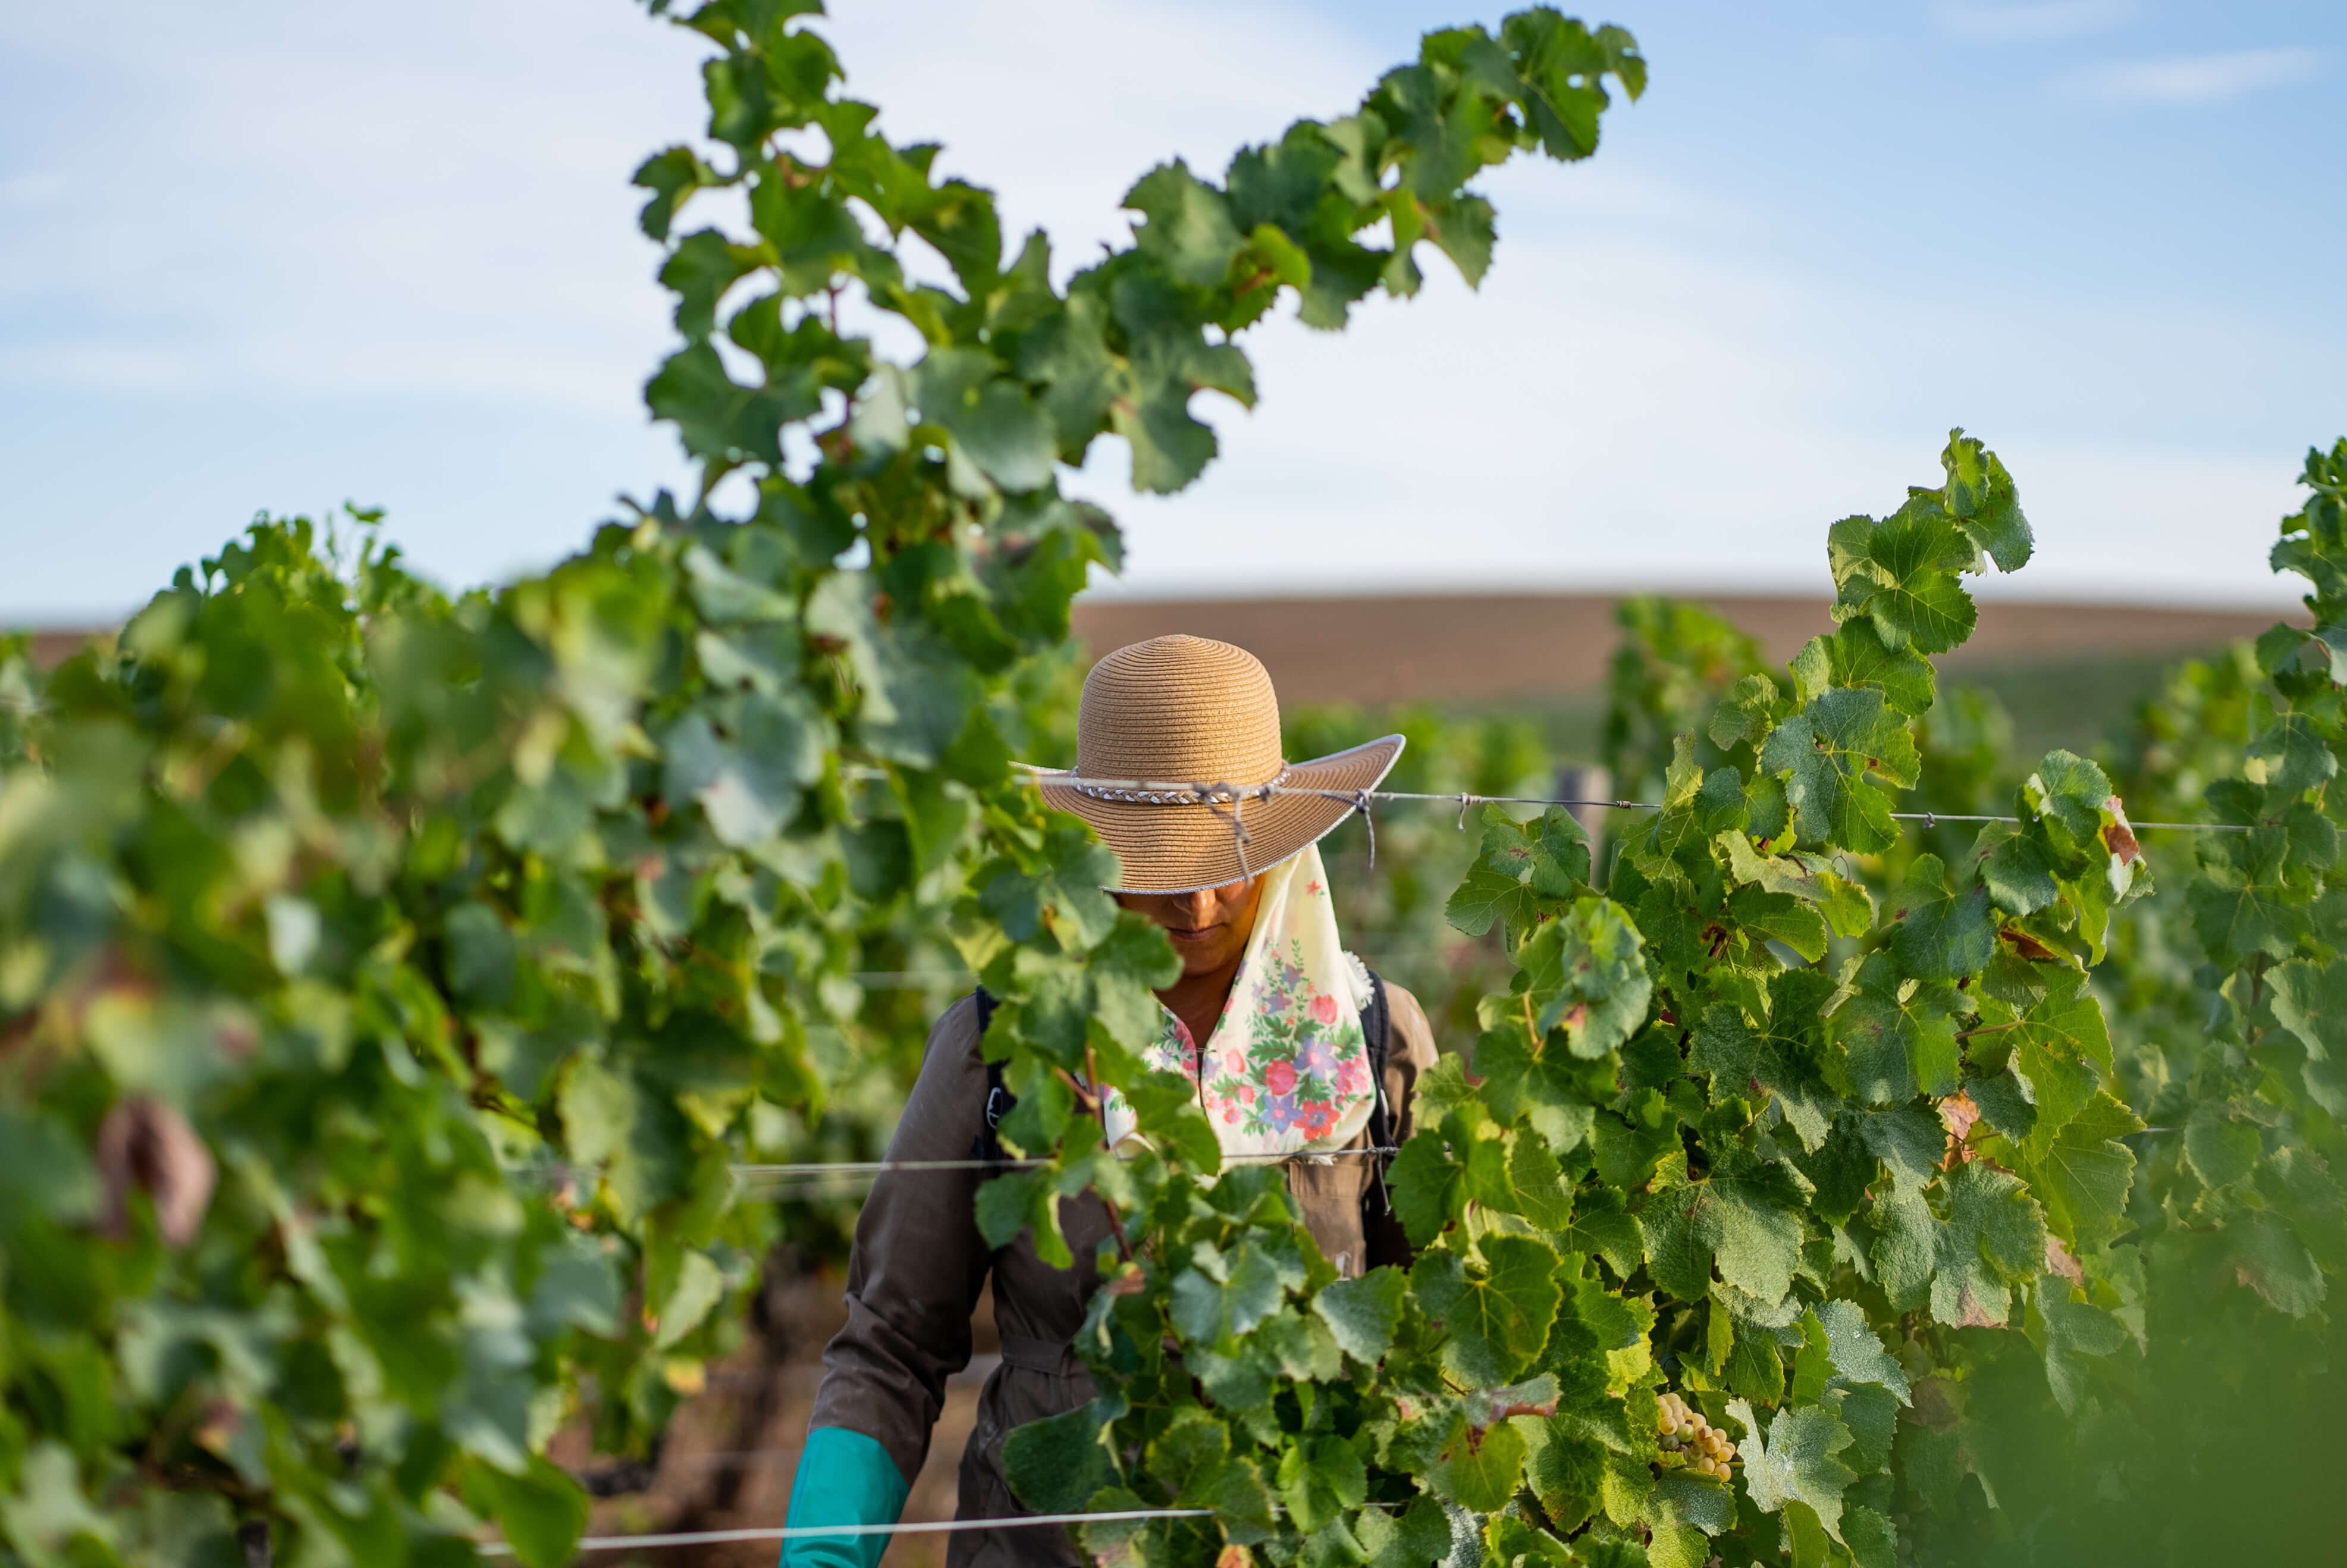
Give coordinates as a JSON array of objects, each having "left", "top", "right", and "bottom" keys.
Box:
[
  {"left": 968, "top": 987, "right": 1016, "bottom": 1165},
  {"left": 1361, "top": 971, "right": 1392, "bottom": 1149},
  {"left": 1361, "top": 971, "right": 1395, "bottom": 1223}
]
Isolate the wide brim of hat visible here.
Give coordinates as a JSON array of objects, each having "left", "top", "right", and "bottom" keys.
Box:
[{"left": 1028, "top": 735, "right": 1405, "bottom": 895}]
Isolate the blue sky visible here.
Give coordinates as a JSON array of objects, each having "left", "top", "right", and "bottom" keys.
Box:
[{"left": 1, "top": 0, "right": 2340, "bottom": 622}]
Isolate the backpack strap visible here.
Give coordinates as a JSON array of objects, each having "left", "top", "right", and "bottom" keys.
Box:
[
  {"left": 1361, "top": 971, "right": 1395, "bottom": 1222},
  {"left": 968, "top": 987, "right": 1016, "bottom": 1165}
]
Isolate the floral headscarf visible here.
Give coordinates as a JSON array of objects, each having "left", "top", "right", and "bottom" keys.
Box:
[{"left": 1102, "top": 843, "right": 1377, "bottom": 1159}]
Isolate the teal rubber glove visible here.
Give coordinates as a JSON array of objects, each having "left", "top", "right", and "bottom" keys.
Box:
[{"left": 782, "top": 1426, "right": 910, "bottom": 1568}]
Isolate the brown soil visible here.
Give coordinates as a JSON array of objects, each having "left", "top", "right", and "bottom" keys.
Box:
[{"left": 1069, "top": 594, "right": 2290, "bottom": 706}]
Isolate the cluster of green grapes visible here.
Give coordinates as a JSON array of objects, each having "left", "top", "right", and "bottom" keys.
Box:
[{"left": 1655, "top": 1391, "right": 1738, "bottom": 1481}]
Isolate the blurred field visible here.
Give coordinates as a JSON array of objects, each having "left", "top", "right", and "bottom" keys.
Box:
[
  {"left": 1074, "top": 593, "right": 2281, "bottom": 766},
  {"left": 1071, "top": 592, "right": 2283, "bottom": 704}
]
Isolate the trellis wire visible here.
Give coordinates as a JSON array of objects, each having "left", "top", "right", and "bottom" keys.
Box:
[
  {"left": 851, "top": 944, "right": 1454, "bottom": 989},
  {"left": 475, "top": 1509, "right": 1216, "bottom": 1556},
  {"left": 732, "top": 1147, "right": 1398, "bottom": 1186},
  {"left": 1008, "top": 768, "right": 2248, "bottom": 836},
  {"left": 836, "top": 760, "right": 2246, "bottom": 836}
]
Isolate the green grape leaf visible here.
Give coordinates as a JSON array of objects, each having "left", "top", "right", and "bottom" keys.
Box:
[
  {"left": 1796, "top": 1118, "right": 1877, "bottom": 1225},
  {"left": 1521, "top": 1421, "right": 1605, "bottom": 1535},
  {"left": 1388, "top": 1112, "right": 1509, "bottom": 1246},
  {"left": 1940, "top": 427, "right": 2033, "bottom": 572},
  {"left": 1171, "top": 1241, "right": 1285, "bottom": 1346},
  {"left": 1726, "top": 883, "right": 1830, "bottom": 962},
  {"left": 1729, "top": 1400, "right": 1857, "bottom": 1540},
  {"left": 444, "top": 900, "right": 518, "bottom": 1007},
  {"left": 1504, "top": 1131, "right": 1579, "bottom": 1229},
  {"left": 1592, "top": 1089, "right": 1681, "bottom": 1191},
  {"left": 1144, "top": 1407, "right": 1229, "bottom": 1494},
  {"left": 2035, "top": 1285, "right": 2127, "bottom": 1414},
  {"left": 1113, "top": 1068, "right": 1221, "bottom": 1173},
  {"left": 1890, "top": 854, "right": 1997, "bottom": 981},
  {"left": 1517, "top": 896, "right": 1652, "bottom": 1058},
  {"left": 2018, "top": 1090, "right": 2140, "bottom": 1248},
  {"left": 1411, "top": 1235, "right": 1564, "bottom": 1388},
  {"left": 1125, "top": 159, "right": 1244, "bottom": 287},
  {"left": 2183, "top": 1101, "right": 2263, "bottom": 1190},
  {"left": 1827, "top": 503, "right": 1978, "bottom": 656},
  {"left": 2188, "top": 863, "right": 2310, "bottom": 968},
  {"left": 1869, "top": 1190, "right": 1937, "bottom": 1313},
  {"left": 1314, "top": 1268, "right": 1407, "bottom": 1365},
  {"left": 467, "top": 1455, "right": 590, "bottom": 1568},
  {"left": 1928, "top": 1161, "right": 2048, "bottom": 1328},
  {"left": 1787, "top": 626, "right": 1937, "bottom": 717},
  {"left": 1859, "top": 1107, "right": 1944, "bottom": 1197},
  {"left": 1278, "top": 1434, "right": 1368, "bottom": 1533},
  {"left": 916, "top": 347, "right": 1056, "bottom": 494},
  {"left": 1835, "top": 952, "right": 1965, "bottom": 1105},
  {"left": 1761, "top": 687, "right": 1921, "bottom": 854},
  {"left": 1844, "top": 1504, "right": 1900, "bottom": 1568},
  {"left": 1808, "top": 1300, "right": 1912, "bottom": 1401},
  {"left": 644, "top": 342, "right": 809, "bottom": 465},
  {"left": 2268, "top": 957, "right": 2347, "bottom": 1062},
  {"left": 2003, "top": 970, "right": 2116, "bottom": 1083},
  {"left": 1556, "top": 1185, "right": 1645, "bottom": 1278},
  {"left": 1979, "top": 826, "right": 2060, "bottom": 917},
  {"left": 1711, "top": 671, "right": 1787, "bottom": 748},
  {"left": 1651, "top": 1468, "right": 1736, "bottom": 1536},
  {"left": 1002, "top": 1400, "right": 1116, "bottom": 1513},
  {"left": 1687, "top": 984, "right": 1837, "bottom": 1152},
  {"left": 1435, "top": 1413, "right": 1529, "bottom": 1512},
  {"left": 1822, "top": 1381, "right": 1899, "bottom": 1473},
  {"left": 1469, "top": 1023, "right": 1601, "bottom": 1155},
  {"left": 1639, "top": 1154, "right": 1808, "bottom": 1307},
  {"left": 2248, "top": 710, "right": 2338, "bottom": 796},
  {"left": 632, "top": 145, "right": 713, "bottom": 242},
  {"left": 1445, "top": 808, "right": 1558, "bottom": 939},
  {"left": 1360, "top": 1497, "right": 1461, "bottom": 1568},
  {"left": 1446, "top": 861, "right": 1539, "bottom": 940},
  {"left": 2223, "top": 1210, "right": 2326, "bottom": 1316}
]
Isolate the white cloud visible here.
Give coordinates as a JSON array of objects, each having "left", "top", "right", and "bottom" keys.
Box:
[
  {"left": 2065, "top": 46, "right": 2320, "bottom": 104},
  {"left": 1932, "top": 0, "right": 2132, "bottom": 43}
]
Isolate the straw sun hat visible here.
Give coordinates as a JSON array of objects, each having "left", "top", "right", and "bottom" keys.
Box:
[{"left": 1030, "top": 635, "right": 1403, "bottom": 895}]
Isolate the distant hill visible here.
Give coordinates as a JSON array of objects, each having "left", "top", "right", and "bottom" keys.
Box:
[
  {"left": 19, "top": 593, "right": 2286, "bottom": 732},
  {"left": 1069, "top": 594, "right": 2288, "bottom": 707}
]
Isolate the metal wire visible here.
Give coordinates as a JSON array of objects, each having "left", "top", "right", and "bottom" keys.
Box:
[
  {"left": 732, "top": 1147, "right": 1399, "bottom": 1184},
  {"left": 849, "top": 946, "right": 1455, "bottom": 988},
  {"left": 1005, "top": 768, "right": 2249, "bottom": 833},
  {"left": 475, "top": 1509, "right": 1216, "bottom": 1556}
]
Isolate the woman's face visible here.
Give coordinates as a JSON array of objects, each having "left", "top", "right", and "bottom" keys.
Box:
[{"left": 1113, "top": 876, "right": 1265, "bottom": 979}]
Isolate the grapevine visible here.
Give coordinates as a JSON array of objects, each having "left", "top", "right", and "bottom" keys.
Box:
[
  {"left": 0, "top": 0, "right": 2340, "bottom": 1564},
  {"left": 0, "top": 3, "right": 1647, "bottom": 1563}
]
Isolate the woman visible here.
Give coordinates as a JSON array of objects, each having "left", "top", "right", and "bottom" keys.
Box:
[{"left": 782, "top": 635, "right": 1441, "bottom": 1568}]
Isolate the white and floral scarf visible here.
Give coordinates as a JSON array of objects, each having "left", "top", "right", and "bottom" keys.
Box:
[{"left": 1103, "top": 843, "right": 1378, "bottom": 1159}]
